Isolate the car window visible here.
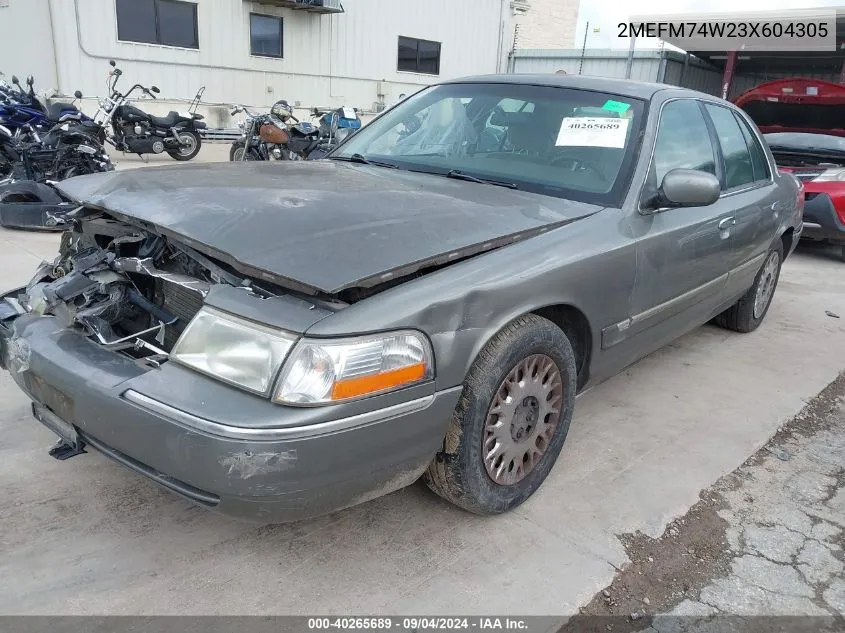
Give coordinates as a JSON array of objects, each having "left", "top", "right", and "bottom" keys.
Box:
[
  {"left": 653, "top": 100, "right": 716, "bottom": 185},
  {"left": 734, "top": 113, "right": 771, "bottom": 181},
  {"left": 334, "top": 83, "right": 647, "bottom": 206},
  {"left": 704, "top": 103, "right": 755, "bottom": 190}
]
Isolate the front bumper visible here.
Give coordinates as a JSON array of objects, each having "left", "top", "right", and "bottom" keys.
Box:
[
  {"left": 0, "top": 301, "right": 459, "bottom": 523},
  {"left": 802, "top": 192, "right": 845, "bottom": 244}
]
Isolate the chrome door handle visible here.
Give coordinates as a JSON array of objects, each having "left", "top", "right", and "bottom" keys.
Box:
[{"left": 718, "top": 217, "right": 735, "bottom": 230}]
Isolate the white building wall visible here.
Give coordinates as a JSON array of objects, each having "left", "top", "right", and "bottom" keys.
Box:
[
  {"left": 0, "top": 0, "right": 58, "bottom": 93},
  {"left": 7, "top": 0, "right": 513, "bottom": 124},
  {"left": 515, "top": 0, "right": 579, "bottom": 49}
]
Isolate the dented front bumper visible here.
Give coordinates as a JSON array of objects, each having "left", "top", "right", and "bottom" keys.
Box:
[{"left": 0, "top": 293, "right": 458, "bottom": 523}]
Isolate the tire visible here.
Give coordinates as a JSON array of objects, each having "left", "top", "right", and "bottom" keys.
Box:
[
  {"left": 840, "top": 245, "right": 845, "bottom": 264},
  {"left": 424, "top": 314, "right": 577, "bottom": 515},
  {"left": 229, "top": 141, "right": 261, "bottom": 162},
  {"left": 168, "top": 130, "right": 202, "bottom": 161},
  {"left": 714, "top": 239, "right": 783, "bottom": 333}
]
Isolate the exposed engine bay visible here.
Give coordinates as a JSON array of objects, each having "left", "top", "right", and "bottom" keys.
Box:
[{"left": 14, "top": 209, "right": 278, "bottom": 367}]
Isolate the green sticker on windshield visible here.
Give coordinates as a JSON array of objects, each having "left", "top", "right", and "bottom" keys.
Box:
[{"left": 602, "top": 100, "right": 631, "bottom": 113}]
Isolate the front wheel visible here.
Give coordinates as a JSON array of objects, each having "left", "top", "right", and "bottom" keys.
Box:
[
  {"left": 424, "top": 314, "right": 577, "bottom": 515},
  {"left": 229, "top": 141, "right": 262, "bottom": 162},
  {"left": 715, "top": 240, "right": 783, "bottom": 333},
  {"left": 168, "top": 130, "right": 202, "bottom": 161}
]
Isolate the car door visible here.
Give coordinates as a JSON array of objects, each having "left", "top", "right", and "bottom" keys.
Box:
[
  {"left": 621, "top": 98, "right": 735, "bottom": 351},
  {"left": 703, "top": 103, "right": 780, "bottom": 300}
]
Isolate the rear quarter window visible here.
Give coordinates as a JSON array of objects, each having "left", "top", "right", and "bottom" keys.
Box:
[{"left": 733, "top": 112, "right": 771, "bottom": 182}]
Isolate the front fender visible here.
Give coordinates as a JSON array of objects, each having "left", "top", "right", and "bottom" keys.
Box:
[{"left": 305, "top": 210, "right": 635, "bottom": 392}]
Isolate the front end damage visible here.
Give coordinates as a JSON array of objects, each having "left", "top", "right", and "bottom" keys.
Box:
[
  {"left": 0, "top": 208, "right": 458, "bottom": 522},
  {"left": 1, "top": 209, "right": 274, "bottom": 370}
]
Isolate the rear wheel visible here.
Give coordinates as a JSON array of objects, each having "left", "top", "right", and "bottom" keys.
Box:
[
  {"left": 168, "top": 131, "right": 202, "bottom": 161},
  {"left": 424, "top": 314, "right": 577, "bottom": 515},
  {"left": 715, "top": 240, "right": 783, "bottom": 333},
  {"left": 840, "top": 244, "right": 845, "bottom": 263}
]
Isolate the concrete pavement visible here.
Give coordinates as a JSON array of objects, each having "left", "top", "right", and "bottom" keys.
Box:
[{"left": 0, "top": 150, "right": 843, "bottom": 619}]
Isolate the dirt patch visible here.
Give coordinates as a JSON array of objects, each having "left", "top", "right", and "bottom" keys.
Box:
[{"left": 560, "top": 372, "right": 845, "bottom": 633}]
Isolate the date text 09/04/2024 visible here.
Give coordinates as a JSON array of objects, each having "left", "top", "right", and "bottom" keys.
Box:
[{"left": 307, "top": 617, "right": 530, "bottom": 630}]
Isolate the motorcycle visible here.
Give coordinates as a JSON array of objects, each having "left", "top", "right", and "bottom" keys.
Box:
[
  {"left": 0, "top": 75, "right": 93, "bottom": 137},
  {"left": 308, "top": 105, "right": 362, "bottom": 159},
  {"left": 229, "top": 101, "right": 357, "bottom": 162},
  {"left": 91, "top": 60, "right": 206, "bottom": 161},
  {"left": 0, "top": 117, "right": 113, "bottom": 230},
  {"left": 229, "top": 100, "right": 323, "bottom": 162}
]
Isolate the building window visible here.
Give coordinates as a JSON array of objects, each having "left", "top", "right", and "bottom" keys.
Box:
[
  {"left": 250, "top": 13, "right": 283, "bottom": 58},
  {"left": 397, "top": 36, "right": 441, "bottom": 75},
  {"left": 116, "top": 0, "right": 199, "bottom": 49}
]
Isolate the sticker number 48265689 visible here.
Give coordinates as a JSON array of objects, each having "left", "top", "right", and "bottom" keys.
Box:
[{"left": 556, "top": 117, "right": 630, "bottom": 149}]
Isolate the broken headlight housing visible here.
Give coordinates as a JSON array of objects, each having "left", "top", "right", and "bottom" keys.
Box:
[
  {"left": 171, "top": 306, "right": 296, "bottom": 394},
  {"left": 273, "top": 331, "right": 434, "bottom": 405}
]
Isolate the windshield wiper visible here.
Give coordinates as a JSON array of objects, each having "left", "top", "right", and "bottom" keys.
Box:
[
  {"left": 331, "top": 153, "right": 398, "bottom": 169},
  {"left": 445, "top": 170, "right": 518, "bottom": 189}
]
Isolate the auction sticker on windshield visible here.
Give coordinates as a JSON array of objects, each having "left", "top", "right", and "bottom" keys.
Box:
[{"left": 556, "top": 117, "right": 630, "bottom": 148}]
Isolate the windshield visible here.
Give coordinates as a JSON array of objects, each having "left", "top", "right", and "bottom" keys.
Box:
[
  {"left": 764, "top": 132, "right": 845, "bottom": 155},
  {"left": 332, "top": 82, "right": 646, "bottom": 205}
]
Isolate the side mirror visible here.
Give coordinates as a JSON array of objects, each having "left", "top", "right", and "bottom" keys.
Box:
[
  {"left": 151, "top": 86, "right": 160, "bottom": 94},
  {"left": 74, "top": 90, "right": 83, "bottom": 99},
  {"left": 11, "top": 75, "right": 19, "bottom": 85},
  {"left": 654, "top": 169, "right": 721, "bottom": 209},
  {"left": 109, "top": 60, "right": 117, "bottom": 67}
]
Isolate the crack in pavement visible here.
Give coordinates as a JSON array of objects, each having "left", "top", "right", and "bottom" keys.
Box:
[{"left": 560, "top": 372, "right": 845, "bottom": 632}]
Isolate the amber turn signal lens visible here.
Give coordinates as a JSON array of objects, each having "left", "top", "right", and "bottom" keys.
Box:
[{"left": 331, "top": 363, "right": 427, "bottom": 401}]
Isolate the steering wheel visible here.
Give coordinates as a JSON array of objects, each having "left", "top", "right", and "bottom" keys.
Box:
[{"left": 550, "top": 155, "right": 609, "bottom": 184}]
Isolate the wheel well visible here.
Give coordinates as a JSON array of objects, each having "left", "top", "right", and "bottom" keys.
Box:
[
  {"left": 532, "top": 305, "right": 592, "bottom": 390},
  {"left": 781, "top": 228, "right": 794, "bottom": 259}
]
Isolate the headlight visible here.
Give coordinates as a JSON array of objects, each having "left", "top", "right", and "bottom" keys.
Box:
[
  {"left": 171, "top": 307, "right": 296, "bottom": 394},
  {"left": 273, "top": 331, "right": 433, "bottom": 405}
]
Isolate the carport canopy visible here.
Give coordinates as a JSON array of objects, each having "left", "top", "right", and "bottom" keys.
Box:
[
  {"left": 679, "top": 13, "right": 845, "bottom": 98},
  {"left": 631, "top": 10, "right": 845, "bottom": 98}
]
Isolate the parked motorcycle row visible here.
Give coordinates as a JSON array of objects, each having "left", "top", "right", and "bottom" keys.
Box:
[
  {"left": 1, "top": 59, "right": 363, "bottom": 231},
  {"left": 0, "top": 60, "right": 207, "bottom": 230}
]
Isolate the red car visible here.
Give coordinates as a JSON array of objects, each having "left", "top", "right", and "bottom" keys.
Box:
[{"left": 735, "top": 78, "right": 845, "bottom": 263}]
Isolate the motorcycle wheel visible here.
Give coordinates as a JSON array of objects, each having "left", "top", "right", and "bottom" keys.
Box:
[
  {"left": 168, "top": 131, "right": 202, "bottom": 161},
  {"left": 229, "top": 141, "right": 262, "bottom": 162}
]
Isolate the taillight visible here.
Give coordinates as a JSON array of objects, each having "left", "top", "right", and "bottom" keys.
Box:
[{"left": 797, "top": 181, "right": 805, "bottom": 213}]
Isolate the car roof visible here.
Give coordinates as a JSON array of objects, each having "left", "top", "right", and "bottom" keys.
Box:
[{"left": 440, "top": 73, "right": 712, "bottom": 101}]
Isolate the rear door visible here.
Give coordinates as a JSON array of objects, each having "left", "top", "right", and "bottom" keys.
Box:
[
  {"left": 701, "top": 102, "right": 778, "bottom": 300},
  {"left": 623, "top": 98, "right": 735, "bottom": 349}
]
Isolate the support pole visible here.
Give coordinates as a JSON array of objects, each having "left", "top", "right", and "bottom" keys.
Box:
[
  {"left": 679, "top": 51, "right": 690, "bottom": 87},
  {"left": 721, "top": 50, "right": 738, "bottom": 100},
  {"left": 625, "top": 34, "right": 636, "bottom": 79},
  {"left": 579, "top": 21, "right": 589, "bottom": 75}
]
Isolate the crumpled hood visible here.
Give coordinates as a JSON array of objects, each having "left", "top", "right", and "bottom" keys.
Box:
[{"left": 56, "top": 160, "right": 600, "bottom": 295}]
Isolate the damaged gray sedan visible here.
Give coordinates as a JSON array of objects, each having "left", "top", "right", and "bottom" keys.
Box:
[{"left": 0, "top": 76, "right": 802, "bottom": 522}]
